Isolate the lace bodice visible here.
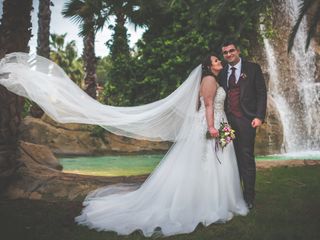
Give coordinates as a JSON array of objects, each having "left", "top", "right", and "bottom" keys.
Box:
[{"left": 198, "top": 86, "right": 227, "bottom": 128}]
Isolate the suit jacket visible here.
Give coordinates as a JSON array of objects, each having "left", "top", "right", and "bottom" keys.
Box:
[{"left": 218, "top": 60, "right": 267, "bottom": 121}]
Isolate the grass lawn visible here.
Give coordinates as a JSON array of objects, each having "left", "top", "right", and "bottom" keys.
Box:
[{"left": 1, "top": 165, "right": 320, "bottom": 240}]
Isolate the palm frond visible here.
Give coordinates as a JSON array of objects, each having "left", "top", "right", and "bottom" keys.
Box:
[
  {"left": 63, "top": 0, "right": 108, "bottom": 37},
  {"left": 62, "top": 0, "right": 85, "bottom": 25},
  {"left": 95, "top": 12, "right": 109, "bottom": 32},
  {"left": 62, "top": 0, "right": 84, "bottom": 17},
  {"left": 79, "top": 19, "right": 94, "bottom": 37},
  {"left": 288, "top": 0, "right": 315, "bottom": 53},
  {"left": 305, "top": 3, "right": 320, "bottom": 51}
]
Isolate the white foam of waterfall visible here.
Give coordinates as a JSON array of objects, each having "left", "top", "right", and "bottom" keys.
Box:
[
  {"left": 286, "top": 0, "right": 319, "bottom": 151},
  {"left": 260, "top": 24, "right": 293, "bottom": 152}
]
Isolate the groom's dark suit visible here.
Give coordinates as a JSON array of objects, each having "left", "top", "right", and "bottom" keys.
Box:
[{"left": 219, "top": 59, "right": 267, "bottom": 204}]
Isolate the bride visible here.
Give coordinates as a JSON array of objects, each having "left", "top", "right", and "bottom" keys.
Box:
[{"left": 0, "top": 52, "right": 248, "bottom": 237}]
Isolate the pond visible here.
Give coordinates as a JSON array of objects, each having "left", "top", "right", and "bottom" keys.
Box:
[
  {"left": 60, "top": 151, "right": 320, "bottom": 177},
  {"left": 60, "top": 154, "right": 163, "bottom": 177}
]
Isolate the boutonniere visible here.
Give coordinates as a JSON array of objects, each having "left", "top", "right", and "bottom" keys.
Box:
[{"left": 240, "top": 72, "right": 247, "bottom": 80}]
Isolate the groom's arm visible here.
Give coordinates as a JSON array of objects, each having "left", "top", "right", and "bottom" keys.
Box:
[{"left": 254, "top": 64, "right": 267, "bottom": 122}]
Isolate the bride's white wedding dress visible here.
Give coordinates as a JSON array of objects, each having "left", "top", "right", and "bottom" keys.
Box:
[
  {"left": 0, "top": 52, "right": 248, "bottom": 237},
  {"left": 75, "top": 88, "right": 248, "bottom": 237}
]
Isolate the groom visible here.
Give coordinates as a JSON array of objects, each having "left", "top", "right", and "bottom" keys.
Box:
[{"left": 219, "top": 40, "right": 267, "bottom": 209}]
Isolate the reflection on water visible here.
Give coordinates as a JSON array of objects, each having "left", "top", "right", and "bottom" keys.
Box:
[{"left": 60, "top": 152, "right": 320, "bottom": 177}]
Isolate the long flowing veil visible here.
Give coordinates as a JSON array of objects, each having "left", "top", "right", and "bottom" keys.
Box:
[{"left": 0, "top": 52, "right": 201, "bottom": 142}]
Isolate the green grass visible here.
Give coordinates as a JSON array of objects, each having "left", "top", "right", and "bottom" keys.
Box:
[{"left": 1, "top": 165, "right": 320, "bottom": 240}]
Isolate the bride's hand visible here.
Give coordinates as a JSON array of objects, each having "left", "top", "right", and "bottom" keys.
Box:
[{"left": 209, "top": 127, "right": 219, "bottom": 138}]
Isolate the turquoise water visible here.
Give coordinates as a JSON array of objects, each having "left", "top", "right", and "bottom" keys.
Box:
[
  {"left": 60, "top": 152, "right": 320, "bottom": 177},
  {"left": 60, "top": 155, "right": 163, "bottom": 176}
]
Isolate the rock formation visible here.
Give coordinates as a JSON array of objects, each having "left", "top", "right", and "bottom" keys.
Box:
[
  {"left": 20, "top": 115, "right": 171, "bottom": 156},
  {"left": 3, "top": 141, "right": 147, "bottom": 200}
]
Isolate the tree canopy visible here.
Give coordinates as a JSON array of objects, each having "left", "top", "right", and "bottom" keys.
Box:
[{"left": 124, "top": 0, "right": 269, "bottom": 105}]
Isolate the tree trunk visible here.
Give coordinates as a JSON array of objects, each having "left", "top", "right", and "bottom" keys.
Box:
[
  {"left": 37, "top": 0, "right": 52, "bottom": 58},
  {"left": 0, "top": 0, "right": 33, "bottom": 193},
  {"left": 31, "top": 0, "right": 53, "bottom": 118},
  {"left": 83, "top": 18, "right": 97, "bottom": 99}
]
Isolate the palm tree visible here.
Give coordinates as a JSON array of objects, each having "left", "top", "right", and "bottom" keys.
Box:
[
  {"left": 62, "top": 0, "right": 106, "bottom": 99},
  {"left": 288, "top": 0, "right": 320, "bottom": 52},
  {"left": 0, "top": 0, "right": 33, "bottom": 192},
  {"left": 103, "top": 0, "right": 143, "bottom": 56},
  {"left": 50, "top": 33, "right": 85, "bottom": 86},
  {"left": 101, "top": 0, "right": 146, "bottom": 105},
  {"left": 31, "top": 0, "right": 54, "bottom": 118},
  {"left": 37, "top": 0, "right": 53, "bottom": 58}
]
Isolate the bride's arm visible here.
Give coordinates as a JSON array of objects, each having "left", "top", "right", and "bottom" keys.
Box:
[{"left": 200, "top": 76, "right": 219, "bottom": 138}]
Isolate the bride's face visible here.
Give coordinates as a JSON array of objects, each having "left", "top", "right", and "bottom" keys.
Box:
[{"left": 210, "top": 56, "right": 223, "bottom": 72}]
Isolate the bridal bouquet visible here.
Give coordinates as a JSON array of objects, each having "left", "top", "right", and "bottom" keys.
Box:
[
  {"left": 217, "top": 121, "right": 236, "bottom": 149},
  {"left": 206, "top": 120, "right": 235, "bottom": 164},
  {"left": 206, "top": 120, "right": 236, "bottom": 149}
]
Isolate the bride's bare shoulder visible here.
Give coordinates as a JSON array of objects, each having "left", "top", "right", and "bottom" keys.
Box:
[
  {"left": 201, "top": 75, "right": 216, "bottom": 81},
  {"left": 201, "top": 75, "right": 218, "bottom": 87}
]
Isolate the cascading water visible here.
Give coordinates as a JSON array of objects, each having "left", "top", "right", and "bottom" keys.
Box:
[
  {"left": 262, "top": 0, "right": 320, "bottom": 154},
  {"left": 260, "top": 24, "right": 293, "bottom": 152},
  {"left": 286, "top": 0, "right": 320, "bottom": 152}
]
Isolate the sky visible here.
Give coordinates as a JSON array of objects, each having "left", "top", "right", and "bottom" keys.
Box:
[{"left": 0, "top": 0, "right": 145, "bottom": 57}]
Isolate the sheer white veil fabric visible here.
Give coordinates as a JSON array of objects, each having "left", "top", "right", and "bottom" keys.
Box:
[{"left": 0, "top": 52, "right": 201, "bottom": 142}]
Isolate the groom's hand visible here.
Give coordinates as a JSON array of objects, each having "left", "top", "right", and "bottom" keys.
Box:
[{"left": 251, "top": 118, "right": 262, "bottom": 128}]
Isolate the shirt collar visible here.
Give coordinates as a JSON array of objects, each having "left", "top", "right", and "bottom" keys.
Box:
[{"left": 228, "top": 58, "right": 242, "bottom": 71}]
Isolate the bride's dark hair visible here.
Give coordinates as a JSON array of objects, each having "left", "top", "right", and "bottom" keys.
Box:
[
  {"left": 198, "top": 54, "right": 216, "bottom": 111},
  {"left": 201, "top": 55, "right": 215, "bottom": 79}
]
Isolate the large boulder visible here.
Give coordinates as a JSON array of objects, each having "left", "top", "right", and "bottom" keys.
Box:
[{"left": 19, "top": 141, "right": 62, "bottom": 170}]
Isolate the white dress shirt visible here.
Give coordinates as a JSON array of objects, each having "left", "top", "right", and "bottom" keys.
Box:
[{"left": 227, "top": 58, "right": 242, "bottom": 87}]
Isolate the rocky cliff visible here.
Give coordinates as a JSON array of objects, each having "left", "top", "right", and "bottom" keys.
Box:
[{"left": 20, "top": 115, "right": 171, "bottom": 156}]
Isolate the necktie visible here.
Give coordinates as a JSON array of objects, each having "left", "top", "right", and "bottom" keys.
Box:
[{"left": 228, "top": 67, "right": 236, "bottom": 88}]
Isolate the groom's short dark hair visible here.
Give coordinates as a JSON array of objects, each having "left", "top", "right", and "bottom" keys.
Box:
[{"left": 221, "top": 39, "right": 239, "bottom": 49}]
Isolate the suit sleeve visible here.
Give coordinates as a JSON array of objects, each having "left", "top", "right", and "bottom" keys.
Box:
[{"left": 254, "top": 64, "right": 267, "bottom": 121}]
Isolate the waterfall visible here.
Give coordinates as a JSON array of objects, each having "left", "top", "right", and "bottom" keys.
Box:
[
  {"left": 262, "top": 0, "right": 320, "bottom": 153},
  {"left": 286, "top": 0, "right": 320, "bottom": 152},
  {"left": 260, "top": 24, "right": 292, "bottom": 152}
]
